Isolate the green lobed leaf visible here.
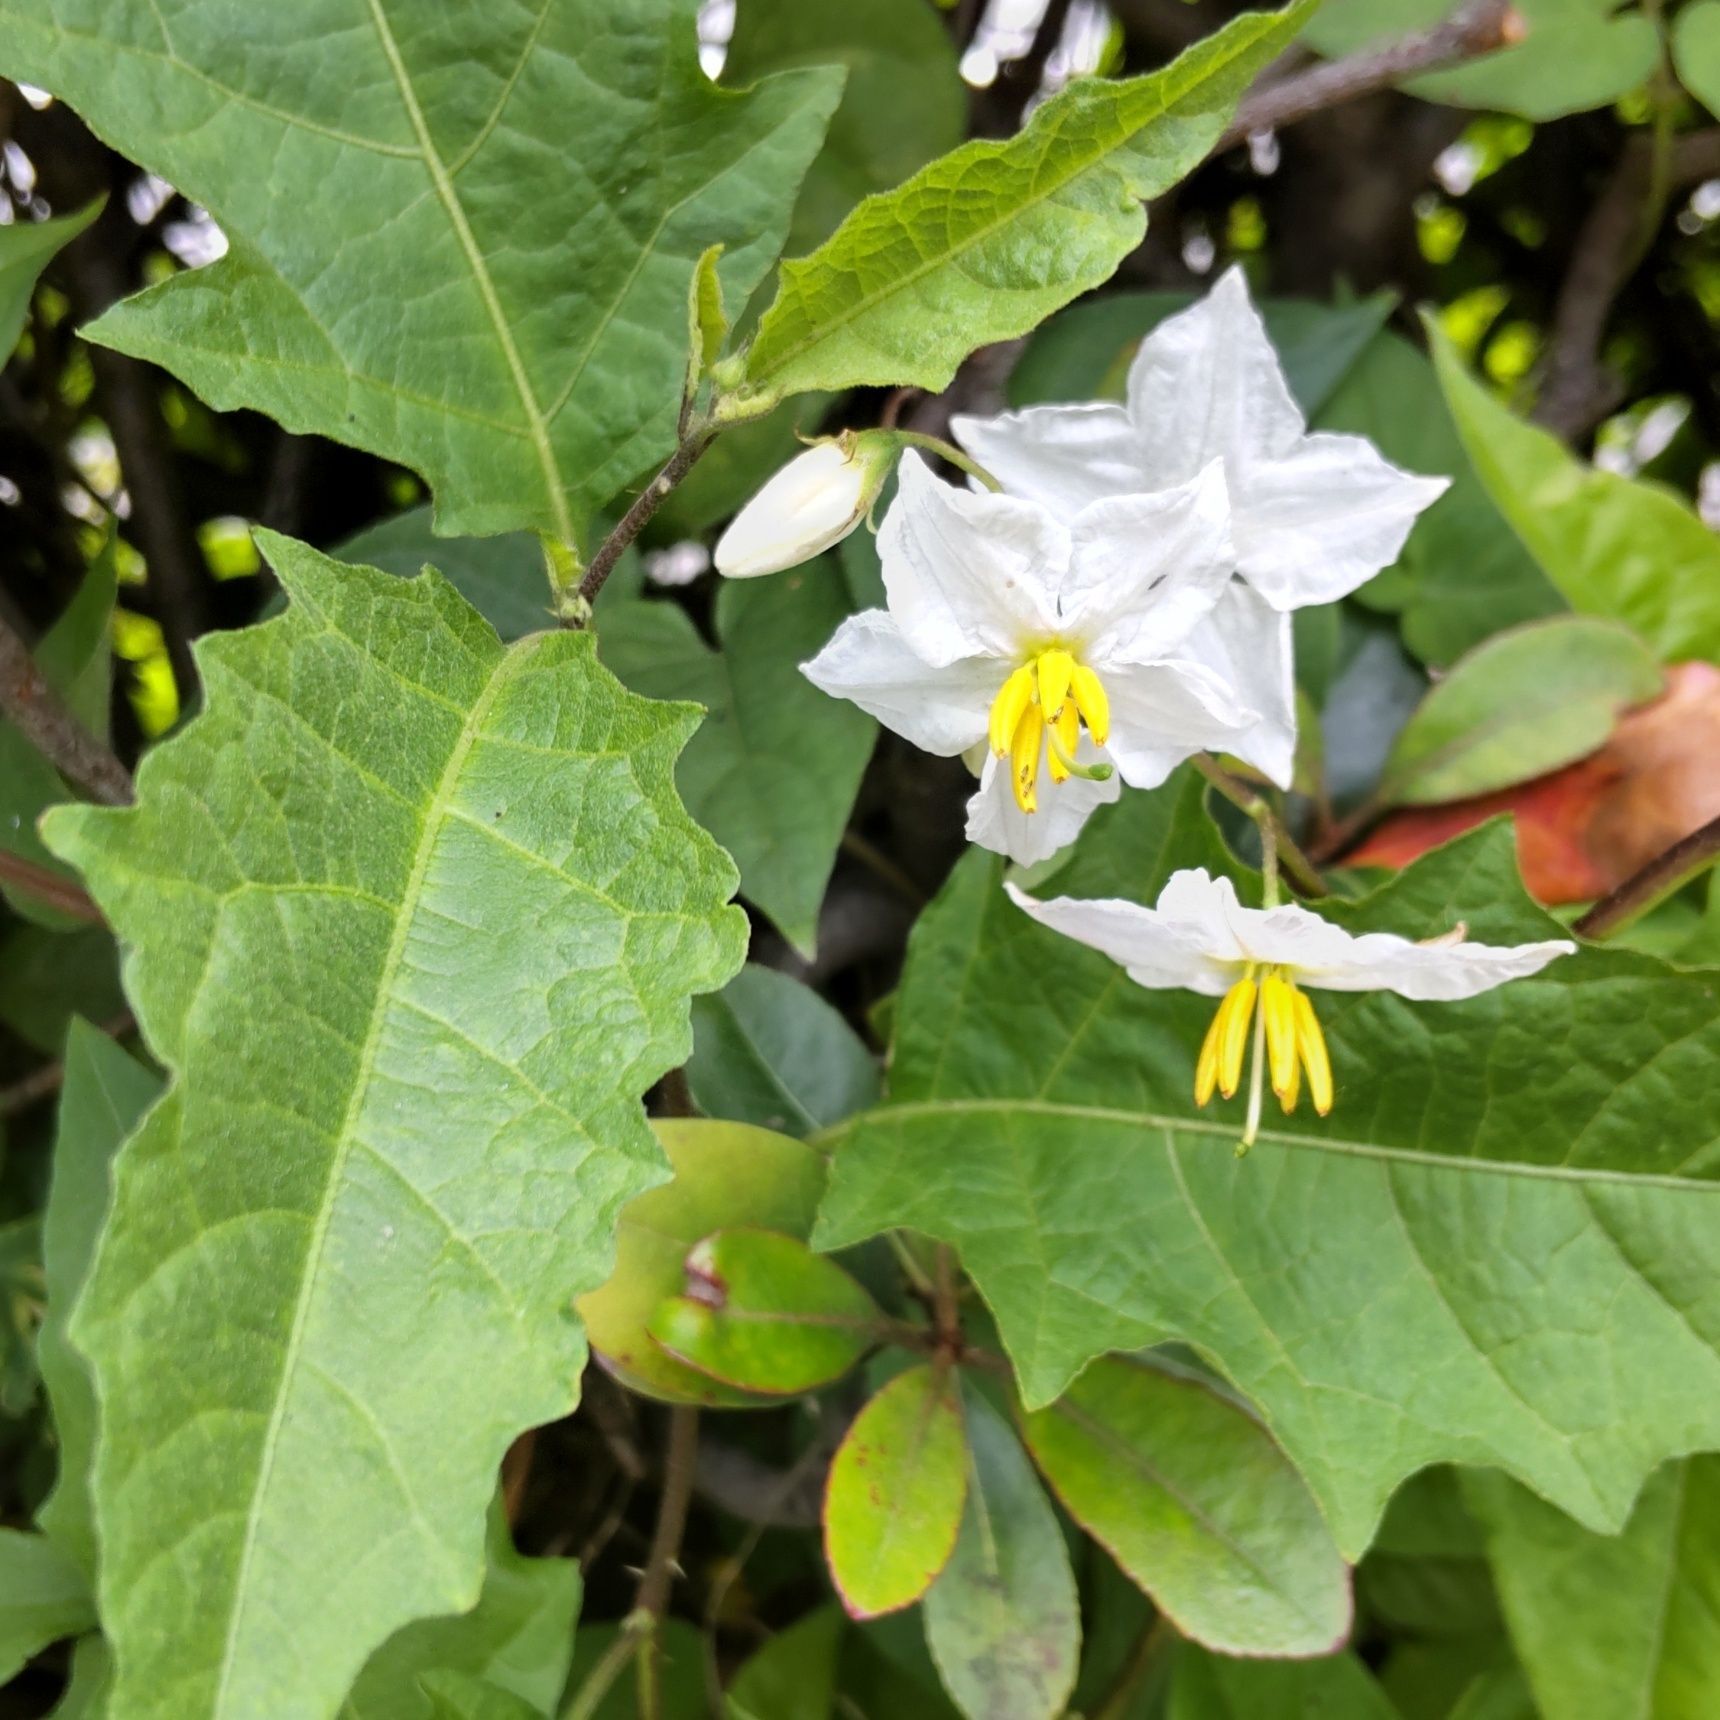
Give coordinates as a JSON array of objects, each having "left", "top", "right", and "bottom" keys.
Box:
[
  {"left": 37, "top": 1021, "right": 162, "bottom": 1582},
  {"left": 649, "top": 1227, "right": 881, "bottom": 1395},
  {"left": 1675, "top": 0, "right": 1720, "bottom": 115},
  {"left": 824, "top": 1363, "right": 968, "bottom": 1620},
  {"left": 342, "top": 1501, "right": 580, "bottom": 1720},
  {"left": 1303, "top": 0, "right": 1660, "bottom": 120},
  {"left": 1317, "top": 330, "right": 1563, "bottom": 667},
  {"left": 41, "top": 535, "right": 745, "bottom": 1720},
  {"left": 688, "top": 964, "right": 881, "bottom": 1137},
  {"left": 735, "top": 2, "right": 1314, "bottom": 407},
  {"left": 0, "top": 1527, "right": 95, "bottom": 1684},
  {"left": 1429, "top": 322, "right": 1720, "bottom": 663},
  {"left": 922, "top": 1384, "right": 1079, "bottom": 1720},
  {"left": 1166, "top": 1640, "right": 1400, "bottom": 1720},
  {"left": 725, "top": 1604, "right": 843, "bottom": 1720},
  {"left": 0, "top": 1, "right": 842, "bottom": 547},
  {"left": 1378, "top": 617, "right": 1663, "bottom": 806},
  {"left": 1465, "top": 1458, "right": 1720, "bottom": 1720},
  {"left": 0, "top": 196, "right": 102, "bottom": 358},
  {"left": 579, "top": 1119, "right": 827, "bottom": 1407},
  {"left": 814, "top": 770, "right": 1720, "bottom": 1557},
  {"left": 723, "top": 0, "right": 965, "bottom": 260},
  {"left": 597, "top": 565, "right": 874, "bottom": 957},
  {"left": 1021, "top": 1355, "right": 1349, "bottom": 1658}
]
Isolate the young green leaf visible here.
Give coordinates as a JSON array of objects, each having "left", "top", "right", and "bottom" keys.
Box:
[
  {"left": 37, "top": 1020, "right": 161, "bottom": 1582},
  {"left": 579, "top": 1120, "right": 828, "bottom": 1407},
  {"left": 815, "top": 771, "right": 1720, "bottom": 1558},
  {"left": 825, "top": 1364, "right": 968, "bottom": 1620},
  {"left": 688, "top": 964, "right": 881, "bottom": 1137},
  {"left": 41, "top": 536, "right": 744, "bottom": 1720},
  {"left": 648, "top": 1228, "right": 881, "bottom": 1395},
  {"left": 687, "top": 243, "right": 729, "bottom": 397},
  {"left": 1465, "top": 1459, "right": 1720, "bottom": 1720},
  {"left": 0, "top": 1528, "right": 94, "bottom": 1684},
  {"left": 1378, "top": 617, "right": 1663, "bottom": 806},
  {"left": 1429, "top": 321, "right": 1720, "bottom": 663},
  {"left": 0, "top": 196, "right": 101, "bottom": 358},
  {"left": 734, "top": 2, "right": 1314, "bottom": 408},
  {"left": 598, "top": 564, "right": 875, "bottom": 957},
  {"left": 0, "top": 1, "right": 842, "bottom": 546},
  {"left": 923, "top": 1386, "right": 1079, "bottom": 1720},
  {"left": 1022, "top": 1356, "right": 1348, "bottom": 1658},
  {"left": 343, "top": 1501, "right": 580, "bottom": 1720}
]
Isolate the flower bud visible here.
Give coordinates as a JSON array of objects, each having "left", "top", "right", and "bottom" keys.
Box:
[{"left": 714, "top": 432, "right": 897, "bottom": 578}]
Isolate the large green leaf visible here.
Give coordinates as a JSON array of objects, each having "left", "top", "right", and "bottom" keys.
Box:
[
  {"left": 724, "top": 0, "right": 964, "bottom": 260},
  {"left": 598, "top": 565, "right": 874, "bottom": 957},
  {"left": 343, "top": 1502, "right": 580, "bottom": 1720},
  {"left": 1022, "top": 1355, "right": 1349, "bottom": 1657},
  {"left": 0, "top": 1, "right": 841, "bottom": 547},
  {"left": 1303, "top": 0, "right": 1660, "bottom": 120},
  {"left": 1430, "top": 324, "right": 1720, "bottom": 663},
  {"left": 688, "top": 964, "right": 881, "bottom": 1137},
  {"left": 37, "top": 1021, "right": 162, "bottom": 1582},
  {"left": 0, "top": 1528, "right": 95, "bottom": 1685},
  {"left": 734, "top": 3, "right": 1313, "bottom": 407},
  {"left": 815, "top": 771, "right": 1720, "bottom": 1557},
  {"left": 1465, "top": 1459, "right": 1720, "bottom": 1720},
  {"left": 41, "top": 536, "right": 745, "bottom": 1719},
  {"left": 1378, "top": 617, "right": 1663, "bottom": 806},
  {"left": 1317, "top": 330, "right": 1563, "bottom": 667},
  {"left": 922, "top": 1385, "right": 1079, "bottom": 1720}
]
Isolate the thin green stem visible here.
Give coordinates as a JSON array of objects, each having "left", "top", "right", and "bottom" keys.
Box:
[
  {"left": 1191, "top": 754, "right": 1327, "bottom": 900},
  {"left": 890, "top": 430, "right": 1003, "bottom": 492}
]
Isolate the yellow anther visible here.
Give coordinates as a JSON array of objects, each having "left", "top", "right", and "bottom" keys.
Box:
[
  {"left": 1293, "top": 989, "right": 1333, "bottom": 1116},
  {"left": 1216, "top": 974, "right": 1257, "bottom": 1100},
  {"left": 1037, "top": 648, "right": 1075, "bottom": 722},
  {"left": 1261, "top": 971, "right": 1299, "bottom": 1102},
  {"left": 1195, "top": 1002, "right": 1225, "bottom": 1108},
  {"left": 989, "top": 664, "right": 1035, "bottom": 758},
  {"left": 1010, "top": 705, "right": 1044, "bottom": 813},
  {"left": 1278, "top": 1042, "right": 1301, "bottom": 1115},
  {"left": 1047, "top": 702, "right": 1080, "bottom": 784},
  {"left": 1070, "top": 663, "right": 1110, "bottom": 747}
]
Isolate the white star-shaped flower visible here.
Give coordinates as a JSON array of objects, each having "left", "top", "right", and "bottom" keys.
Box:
[
  {"left": 952, "top": 268, "right": 1450, "bottom": 787},
  {"left": 1007, "top": 868, "right": 1575, "bottom": 1147},
  {"left": 802, "top": 451, "right": 1251, "bottom": 865}
]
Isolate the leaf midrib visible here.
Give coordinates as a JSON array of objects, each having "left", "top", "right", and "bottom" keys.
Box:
[
  {"left": 214, "top": 631, "right": 541, "bottom": 1713},
  {"left": 745, "top": 23, "right": 1261, "bottom": 388},
  {"left": 818, "top": 1097, "right": 1720, "bottom": 1194}
]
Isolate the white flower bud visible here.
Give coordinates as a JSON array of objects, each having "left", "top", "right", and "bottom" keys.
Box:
[{"left": 715, "top": 432, "right": 896, "bottom": 578}]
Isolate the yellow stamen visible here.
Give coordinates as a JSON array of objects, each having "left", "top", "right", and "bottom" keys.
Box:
[
  {"left": 1261, "top": 972, "right": 1299, "bottom": 1102},
  {"left": 1037, "top": 648, "right": 1075, "bottom": 722},
  {"left": 1070, "top": 663, "right": 1110, "bottom": 746},
  {"left": 1047, "top": 702, "right": 1080, "bottom": 784},
  {"left": 1293, "top": 989, "right": 1333, "bottom": 1115},
  {"left": 1010, "top": 705, "right": 1044, "bottom": 813},
  {"left": 989, "top": 664, "right": 1035, "bottom": 758},
  {"left": 1278, "top": 1042, "right": 1301, "bottom": 1115},
  {"left": 1194, "top": 1000, "right": 1227, "bottom": 1107},
  {"left": 1217, "top": 974, "right": 1257, "bottom": 1100}
]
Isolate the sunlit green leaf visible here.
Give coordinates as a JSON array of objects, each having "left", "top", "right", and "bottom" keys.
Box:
[
  {"left": 0, "top": 1, "right": 842, "bottom": 545},
  {"left": 736, "top": 2, "right": 1313, "bottom": 406},
  {"left": 816, "top": 771, "right": 1720, "bottom": 1557},
  {"left": 41, "top": 535, "right": 744, "bottom": 1719}
]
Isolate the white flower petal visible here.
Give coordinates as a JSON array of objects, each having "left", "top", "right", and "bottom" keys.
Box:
[
  {"left": 1288, "top": 928, "right": 1577, "bottom": 999},
  {"left": 802, "top": 611, "right": 998, "bottom": 756},
  {"left": 1123, "top": 267, "right": 1305, "bottom": 482},
  {"left": 965, "top": 744, "right": 1119, "bottom": 866},
  {"left": 1003, "top": 881, "right": 1237, "bottom": 994},
  {"left": 1061, "top": 460, "right": 1234, "bottom": 662},
  {"left": 877, "top": 451, "right": 1064, "bottom": 668},
  {"left": 1097, "top": 657, "right": 1257, "bottom": 791},
  {"left": 715, "top": 440, "right": 872, "bottom": 577},
  {"left": 1233, "top": 432, "right": 1451, "bottom": 608},
  {"left": 1177, "top": 585, "right": 1297, "bottom": 789},
  {"left": 949, "top": 403, "right": 1142, "bottom": 513}
]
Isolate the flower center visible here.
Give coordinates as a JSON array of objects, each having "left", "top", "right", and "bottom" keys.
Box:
[
  {"left": 1194, "top": 963, "right": 1333, "bottom": 1152},
  {"left": 987, "top": 647, "right": 1112, "bottom": 814}
]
